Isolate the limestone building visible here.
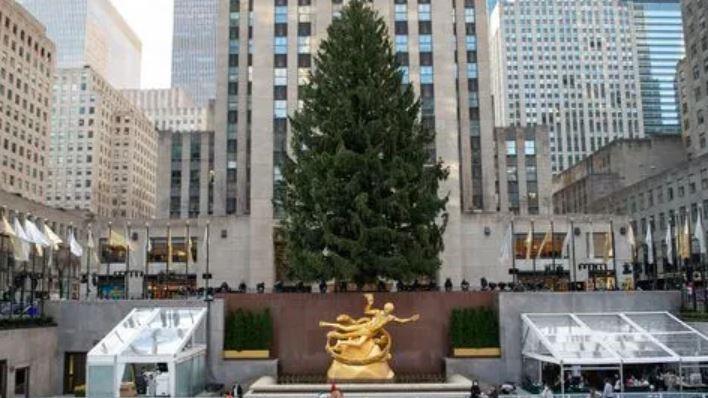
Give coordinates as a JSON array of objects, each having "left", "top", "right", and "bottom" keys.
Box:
[
  {"left": 46, "top": 66, "right": 157, "bottom": 219},
  {"left": 679, "top": 0, "right": 708, "bottom": 159},
  {"left": 553, "top": 136, "right": 687, "bottom": 215},
  {"left": 494, "top": 126, "right": 553, "bottom": 215},
  {"left": 18, "top": 0, "right": 142, "bottom": 89},
  {"left": 122, "top": 89, "right": 215, "bottom": 219},
  {"left": 490, "top": 0, "right": 648, "bottom": 173},
  {"left": 0, "top": 0, "right": 55, "bottom": 203},
  {"left": 213, "top": 0, "right": 498, "bottom": 285}
]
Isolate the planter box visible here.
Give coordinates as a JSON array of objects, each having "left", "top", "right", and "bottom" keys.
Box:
[
  {"left": 223, "top": 350, "right": 270, "bottom": 359},
  {"left": 452, "top": 347, "right": 501, "bottom": 358}
]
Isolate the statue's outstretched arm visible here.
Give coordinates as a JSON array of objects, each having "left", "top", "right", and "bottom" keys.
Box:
[{"left": 392, "top": 314, "right": 420, "bottom": 324}]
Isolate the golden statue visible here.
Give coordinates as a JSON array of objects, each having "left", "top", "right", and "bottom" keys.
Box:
[{"left": 319, "top": 293, "right": 419, "bottom": 381}]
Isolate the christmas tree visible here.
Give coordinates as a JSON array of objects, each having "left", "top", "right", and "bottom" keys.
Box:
[{"left": 282, "top": 0, "right": 448, "bottom": 285}]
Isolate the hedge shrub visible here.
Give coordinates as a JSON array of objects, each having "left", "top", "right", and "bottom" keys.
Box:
[
  {"left": 449, "top": 307, "right": 499, "bottom": 348},
  {"left": 224, "top": 309, "right": 273, "bottom": 350}
]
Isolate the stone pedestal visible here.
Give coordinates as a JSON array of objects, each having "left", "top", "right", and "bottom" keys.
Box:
[{"left": 245, "top": 375, "right": 473, "bottom": 398}]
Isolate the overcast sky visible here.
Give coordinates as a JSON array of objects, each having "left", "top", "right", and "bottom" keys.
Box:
[{"left": 110, "top": 0, "right": 174, "bottom": 89}]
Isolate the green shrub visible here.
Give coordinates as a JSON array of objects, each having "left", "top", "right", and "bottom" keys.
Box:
[
  {"left": 74, "top": 384, "right": 86, "bottom": 397},
  {"left": 224, "top": 308, "right": 273, "bottom": 350},
  {"left": 449, "top": 307, "right": 499, "bottom": 348}
]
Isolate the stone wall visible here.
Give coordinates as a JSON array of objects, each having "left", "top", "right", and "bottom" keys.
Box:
[
  {"left": 0, "top": 326, "right": 58, "bottom": 398},
  {"left": 221, "top": 291, "right": 497, "bottom": 375}
]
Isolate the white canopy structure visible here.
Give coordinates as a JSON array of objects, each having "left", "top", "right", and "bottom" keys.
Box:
[
  {"left": 522, "top": 312, "right": 708, "bottom": 393},
  {"left": 87, "top": 307, "right": 207, "bottom": 397}
]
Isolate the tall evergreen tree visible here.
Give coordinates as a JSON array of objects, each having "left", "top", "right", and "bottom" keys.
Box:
[{"left": 282, "top": 0, "right": 448, "bottom": 285}]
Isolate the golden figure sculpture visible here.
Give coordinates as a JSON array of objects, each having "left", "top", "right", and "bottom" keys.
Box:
[{"left": 319, "top": 293, "right": 419, "bottom": 380}]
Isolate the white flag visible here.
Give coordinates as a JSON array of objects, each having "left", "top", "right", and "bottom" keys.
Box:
[
  {"left": 561, "top": 228, "right": 572, "bottom": 258},
  {"left": 23, "top": 219, "right": 50, "bottom": 246},
  {"left": 69, "top": 231, "right": 83, "bottom": 257},
  {"left": 43, "top": 224, "right": 63, "bottom": 250},
  {"left": 499, "top": 224, "right": 512, "bottom": 265},
  {"left": 665, "top": 225, "right": 673, "bottom": 265},
  {"left": 645, "top": 220, "right": 654, "bottom": 264},
  {"left": 627, "top": 223, "right": 636, "bottom": 259},
  {"left": 695, "top": 213, "right": 706, "bottom": 255},
  {"left": 0, "top": 216, "right": 15, "bottom": 237},
  {"left": 12, "top": 218, "right": 30, "bottom": 262}
]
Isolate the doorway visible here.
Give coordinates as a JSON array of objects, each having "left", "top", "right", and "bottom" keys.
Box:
[
  {"left": 0, "top": 360, "right": 6, "bottom": 398},
  {"left": 64, "top": 352, "right": 86, "bottom": 394},
  {"left": 14, "top": 366, "right": 29, "bottom": 398}
]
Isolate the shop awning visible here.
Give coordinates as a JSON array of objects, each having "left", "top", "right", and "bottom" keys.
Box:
[{"left": 522, "top": 312, "right": 708, "bottom": 366}]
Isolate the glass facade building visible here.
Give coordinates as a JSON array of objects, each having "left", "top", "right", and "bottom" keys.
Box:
[
  {"left": 172, "top": 0, "right": 219, "bottom": 106},
  {"left": 18, "top": 0, "right": 142, "bottom": 89},
  {"left": 630, "top": 0, "right": 685, "bottom": 135}
]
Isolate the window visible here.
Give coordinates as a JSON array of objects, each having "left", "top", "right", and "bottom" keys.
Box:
[
  {"left": 524, "top": 140, "right": 535, "bottom": 155},
  {"left": 506, "top": 140, "right": 516, "bottom": 155},
  {"left": 420, "top": 66, "right": 433, "bottom": 84}
]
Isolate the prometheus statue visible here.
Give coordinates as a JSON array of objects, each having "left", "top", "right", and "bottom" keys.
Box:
[{"left": 319, "top": 293, "right": 420, "bottom": 380}]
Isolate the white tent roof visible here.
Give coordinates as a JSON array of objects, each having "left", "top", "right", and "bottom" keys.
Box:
[
  {"left": 522, "top": 312, "right": 708, "bottom": 366},
  {"left": 88, "top": 307, "right": 207, "bottom": 364}
]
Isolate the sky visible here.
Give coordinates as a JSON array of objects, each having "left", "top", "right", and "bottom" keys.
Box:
[{"left": 110, "top": 0, "right": 174, "bottom": 89}]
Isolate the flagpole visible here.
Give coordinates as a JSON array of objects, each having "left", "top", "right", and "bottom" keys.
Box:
[
  {"left": 531, "top": 220, "right": 536, "bottom": 275},
  {"left": 571, "top": 219, "right": 577, "bottom": 289},
  {"left": 107, "top": 221, "right": 112, "bottom": 276},
  {"left": 144, "top": 222, "right": 149, "bottom": 299},
  {"left": 125, "top": 222, "right": 131, "bottom": 300},
  {"left": 41, "top": 219, "right": 48, "bottom": 307},
  {"left": 85, "top": 225, "right": 92, "bottom": 300},
  {"left": 28, "top": 214, "right": 37, "bottom": 309},
  {"left": 205, "top": 221, "right": 211, "bottom": 293},
  {"left": 511, "top": 220, "right": 517, "bottom": 285},
  {"left": 611, "top": 220, "right": 617, "bottom": 288},
  {"left": 652, "top": 222, "right": 658, "bottom": 290},
  {"left": 64, "top": 222, "right": 71, "bottom": 300},
  {"left": 186, "top": 220, "right": 190, "bottom": 290},
  {"left": 551, "top": 220, "right": 556, "bottom": 273},
  {"left": 167, "top": 222, "right": 172, "bottom": 275}
]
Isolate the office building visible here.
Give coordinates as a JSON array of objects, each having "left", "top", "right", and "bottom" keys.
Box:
[
  {"left": 122, "top": 88, "right": 215, "bottom": 219},
  {"left": 494, "top": 126, "right": 553, "bottom": 215},
  {"left": 213, "top": 0, "right": 498, "bottom": 284},
  {"left": 679, "top": 0, "right": 708, "bottom": 159},
  {"left": 47, "top": 67, "right": 157, "bottom": 219},
  {"left": 630, "top": 0, "right": 684, "bottom": 135},
  {"left": 18, "top": 0, "right": 142, "bottom": 89},
  {"left": 553, "top": 135, "right": 686, "bottom": 215},
  {"left": 0, "top": 0, "right": 55, "bottom": 202},
  {"left": 490, "top": 0, "right": 646, "bottom": 173},
  {"left": 122, "top": 88, "right": 211, "bottom": 133},
  {"left": 172, "top": 0, "right": 219, "bottom": 106}
]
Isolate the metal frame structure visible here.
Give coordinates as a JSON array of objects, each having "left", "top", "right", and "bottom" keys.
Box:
[
  {"left": 86, "top": 307, "right": 207, "bottom": 398},
  {"left": 522, "top": 312, "right": 708, "bottom": 394}
]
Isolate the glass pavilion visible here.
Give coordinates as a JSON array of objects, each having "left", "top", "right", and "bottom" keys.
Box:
[
  {"left": 522, "top": 312, "right": 708, "bottom": 394},
  {"left": 86, "top": 307, "right": 207, "bottom": 397}
]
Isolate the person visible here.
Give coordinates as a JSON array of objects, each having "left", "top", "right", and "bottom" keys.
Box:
[
  {"left": 541, "top": 384, "right": 553, "bottom": 398},
  {"left": 602, "top": 378, "right": 615, "bottom": 398},
  {"left": 470, "top": 380, "right": 481, "bottom": 398},
  {"left": 330, "top": 383, "right": 344, "bottom": 398},
  {"left": 588, "top": 388, "right": 598, "bottom": 398},
  {"left": 614, "top": 375, "right": 621, "bottom": 392}
]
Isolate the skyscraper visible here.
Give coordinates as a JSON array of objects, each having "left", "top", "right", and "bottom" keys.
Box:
[
  {"left": 214, "top": 0, "right": 496, "bottom": 284},
  {"left": 18, "top": 0, "right": 142, "bottom": 89},
  {"left": 171, "top": 0, "right": 219, "bottom": 106},
  {"left": 47, "top": 67, "right": 157, "bottom": 218},
  {"left": 491, "top": 0, "right": 646, "bottom": 173},
  {"left": 679, "top": 0, "right": 708, "bottom": 159},
  {"left": 0, "top": 0, "right": 55, "bottom": 202},
  {"left": 630, "top": 0, "right": 684, "bottom": 135},
  {"left": 122, "top": 88, "right": 215, "bottom": 218}
]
